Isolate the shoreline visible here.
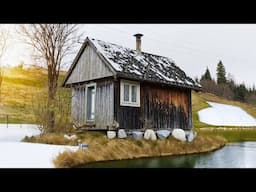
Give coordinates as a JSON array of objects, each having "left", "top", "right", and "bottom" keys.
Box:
[
  {"left": 79, "top": 142, "right": 226, "bottom": 167},
  {"left": 53, "top": 135, "right": 227, "bottom": 168}
]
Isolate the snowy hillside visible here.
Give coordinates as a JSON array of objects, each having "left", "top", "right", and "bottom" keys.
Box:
[{"left": 198, "top": 102, "right": 256, "bottom": 126}]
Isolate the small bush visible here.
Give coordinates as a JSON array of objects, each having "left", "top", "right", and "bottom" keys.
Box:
[{"left": 22, "top": 133, "right": 78, "bottom": 146}]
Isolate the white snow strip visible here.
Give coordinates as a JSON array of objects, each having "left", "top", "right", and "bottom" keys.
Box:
[
  {"left": 155, "top": 69, "right": 174, "bottom": 82},
  {"left": 129, "top": 69, "right": 143, "bottom": 75},
  {"left": 198, "top": 102, "right": 256, "bottom": 126}
]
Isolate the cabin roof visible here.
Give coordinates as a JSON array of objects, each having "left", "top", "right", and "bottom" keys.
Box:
[{"left": 62, "top": 37, "right": 201, "bottom": 90}]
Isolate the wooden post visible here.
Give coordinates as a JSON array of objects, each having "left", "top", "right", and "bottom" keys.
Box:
[{"left": 6, "top": 115, "right": 8, "bottom": 128}]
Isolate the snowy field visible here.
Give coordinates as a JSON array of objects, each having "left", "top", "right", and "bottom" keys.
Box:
[
  {"left": 0, "top": 124, "right": 78, "bottom": 168},
  {"left": 198, "top": 102, "right": 256, "bottom": 126}
]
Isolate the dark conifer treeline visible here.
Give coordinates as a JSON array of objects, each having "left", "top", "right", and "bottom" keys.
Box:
[{"left": 198, "top": 60, "right": 256, "bottom": 104}]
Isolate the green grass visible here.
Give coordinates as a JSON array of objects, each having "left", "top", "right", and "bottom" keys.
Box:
[
  {"left": 192, "top": 91, "right": 213, "bottom": 128},
  {"left": 198, "top": 129, "right": 256, "bottom": 142},
  {"left": 0, "top": 67, "right": 68, "bottom": 124}
]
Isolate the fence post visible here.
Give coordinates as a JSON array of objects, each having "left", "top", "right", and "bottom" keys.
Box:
[{"left": 6, "top": 115, "right": 8, "bottom": 128}]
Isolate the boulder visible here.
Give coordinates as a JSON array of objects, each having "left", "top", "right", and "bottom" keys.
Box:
[
  {"left": 118, "top": 129, "right": 127, "bottom": 139},
  {"left": 64, "top": 134, "right": 71, "bottom": 140},
  {"left": 172, "top": 129, "right": 186, "bottom": 142},
  {"left": 144, "top": 129, "right": 157, "bottom": 141},
  {"left": 70, "top": 134, "right": 78, "bottom": 140},
  {"left": 156, "top": 130, "right": 171, "bottom": 140},
  {"left": 186, "top": 131, "right": 197, "bottom": 142},
  {"left": 64, "top": 134, "right": 78, "bottom": 140},
  {"left": 132, "top": 131, "right": 143, "bottom": 140},
  {"left": 107, "top": 131, "right": 116, "bottom": 139}
]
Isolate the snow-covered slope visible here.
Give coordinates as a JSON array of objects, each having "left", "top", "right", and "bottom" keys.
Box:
[
  {"left": 198, "top": 102, "right": 256, "bottom": 126},
  {"left": 0, "top": 124, "right": 78, "bottom": 168}
]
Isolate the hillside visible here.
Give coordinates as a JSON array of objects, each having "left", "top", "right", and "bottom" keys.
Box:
[
  {"left": 0, "top": 66, "right": 67, "bottom": 123},
  {"left": 0, "top": 67, "right": 256, "bottom": 127},
  {"left": 192, "top": 91, "right": 256, "bottom": 128}
]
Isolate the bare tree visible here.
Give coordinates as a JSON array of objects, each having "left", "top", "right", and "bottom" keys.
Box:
[
  {"left": 19, "top": 24, "right": 81, "bottom": 132},
  {"left": 0, "top": 28, "right": 8, "bottom": 101}
]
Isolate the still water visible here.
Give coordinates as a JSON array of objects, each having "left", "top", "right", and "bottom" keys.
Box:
[{"left": 83, "top": 142, "right": 256, "bottom": 168}]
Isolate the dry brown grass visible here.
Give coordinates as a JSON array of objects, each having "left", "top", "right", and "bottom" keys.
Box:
[
  {"left": 22, "top": 133, "right": 78, "bottom": 146},
  {"left": 53, "top": 134, "right": 227, "bottom": 168}
]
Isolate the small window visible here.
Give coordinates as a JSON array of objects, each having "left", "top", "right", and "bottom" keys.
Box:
[
  {"left": 86, "top": 83, "right": 96, "bottom": 121},
  {"left": 123, "top": 84, "right": 130, "bottom": 102},
  {"left": 120, "top": 80, "right": 140, "bottom": 107},
  {"left": 131, "top": 85, "right": 137, "bottom": 102}
]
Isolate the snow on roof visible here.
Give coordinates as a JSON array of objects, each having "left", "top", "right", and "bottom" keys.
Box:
[{"left": 90, "top": 38, "right": 201, "bottom": 90}]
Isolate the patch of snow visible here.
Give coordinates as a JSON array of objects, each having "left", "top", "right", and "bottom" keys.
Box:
[
  {"left": 0, "top": 142, "right": 78, "bottom": 168},
  {"left": 90, "top": 38, "right": 123, "bottom": 71},
  {"left": 155, "top": 69, "right": 174, "bottom": 82},
  {"left": 0, "top": 124, "right": 78, "bottom": 168},
  {"left": 129, "top": 69, "right": 143, "bottom": 75},
  {"left": 0, "top": 124, "right": 40, "bottom": 142},
  {"left": 198, "top": 102, "right": 256, "bottom": 126}
]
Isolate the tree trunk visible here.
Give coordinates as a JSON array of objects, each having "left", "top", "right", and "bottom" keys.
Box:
[{"left": 47, "top": 64, "right": 58, "bottom": 132}]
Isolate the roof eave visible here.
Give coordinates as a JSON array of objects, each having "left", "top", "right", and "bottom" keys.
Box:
[{"left": 116, "top": 72, "right": 201, "bottom": 91}]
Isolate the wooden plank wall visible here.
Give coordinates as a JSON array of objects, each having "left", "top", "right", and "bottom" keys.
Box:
[
  {"left": 71, "top": 79, "right": 114, "bottom": 129},
  {"left": 114, "top": 80, "right": 192, "bottom": 130},
  {"left": 71, "top": 86, "right": 86, "bottom": 125},
  {"left": 141, "top": 83, "right": 191, "bottom": 130},
  {"left": 95, "top": 80, "right": 114, "bottom": 129},
  {"left": 66, "top": 45, "right": 113, "bottom": 84}
]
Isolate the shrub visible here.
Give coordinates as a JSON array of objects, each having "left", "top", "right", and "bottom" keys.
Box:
[{"left": 22, "top": 133, "right": 78, "bottom": 146}]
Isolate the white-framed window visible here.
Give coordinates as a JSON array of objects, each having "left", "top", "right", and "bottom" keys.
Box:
[
  {"left": 120, "top": 80, "right": 140, "bottom": 107},
  {"left": 85, "top": 83, "right": 97, "bottom": 121}
]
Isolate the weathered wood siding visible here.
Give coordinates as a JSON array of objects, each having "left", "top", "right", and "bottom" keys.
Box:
[
  {"left": 114, "top": 79, "right": 192, "bottom": 130},
  {"left": 71, "top": 86, "right": 86, "bottom": 125},
  {"left": 66, "top": 45, "right": 113, "bottom": 84},
  {"left": 140, "top": 83, "right": 191, "bottom": 130},
  {"left": 71, "top": 79, "right": 114, "bottom": 129},
  {"left": 95, "top": 80, "right": 114, "bottom": 129}
]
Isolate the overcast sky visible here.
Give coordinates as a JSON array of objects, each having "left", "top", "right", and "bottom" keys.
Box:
[{"left": 1, "top": 24, "right": 256, "bottom": 88}]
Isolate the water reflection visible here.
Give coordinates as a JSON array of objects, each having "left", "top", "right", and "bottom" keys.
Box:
[{"left": 83, "top": 142, "right": 256, "bottom": 168}]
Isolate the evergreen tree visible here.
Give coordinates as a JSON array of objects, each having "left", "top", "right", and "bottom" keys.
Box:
[
  {"left": 200, "top": 67, "right": 212, "bottom": 81},
  {"left": 216, "top": 60, "right": 227, "bottom": 84},
  {"left": 234, "top": 83, "right": 247, "bottom": 102}
]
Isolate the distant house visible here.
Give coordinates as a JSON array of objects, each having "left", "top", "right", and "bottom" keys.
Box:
[{"left": 62, "top": 34, "right": 201, "bottom": 131}]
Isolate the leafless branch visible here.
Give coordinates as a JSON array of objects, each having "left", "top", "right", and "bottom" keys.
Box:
[{"left": 18, "top": 24, "right": 82, "bottom": 131}]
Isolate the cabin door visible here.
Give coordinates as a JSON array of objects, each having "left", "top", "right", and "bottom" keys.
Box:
[{"left": 86, "top": 84, "right": 96, "bottom": 121}]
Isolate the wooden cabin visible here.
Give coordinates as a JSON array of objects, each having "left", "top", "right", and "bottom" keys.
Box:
[{"left": 62, "top": 34, "right": 201, "bottom": 131}]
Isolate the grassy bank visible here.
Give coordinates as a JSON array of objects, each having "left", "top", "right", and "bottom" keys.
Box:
[
  {"left": 51, "top": 132, "right": 226, "bottom": 168},
  {"left": 198, "top": 128, "right": 256, "bottom": 142}
]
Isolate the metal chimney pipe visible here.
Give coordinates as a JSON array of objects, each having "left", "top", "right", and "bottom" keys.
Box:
[{"left": 134, "top": 33, "right": 143, "bottom": 53}]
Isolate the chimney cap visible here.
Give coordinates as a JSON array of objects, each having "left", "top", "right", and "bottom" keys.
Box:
[{"left": 134, "top": 33, "right": 143, "bottom": 38}]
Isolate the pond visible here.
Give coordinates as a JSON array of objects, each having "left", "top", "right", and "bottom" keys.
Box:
[{"left": 83, "top": 142, "right": 256, "bottom": 168}]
